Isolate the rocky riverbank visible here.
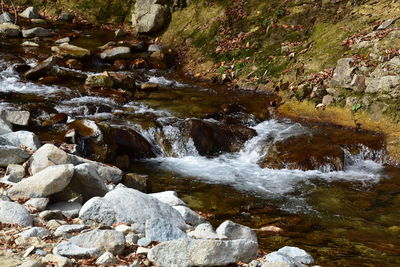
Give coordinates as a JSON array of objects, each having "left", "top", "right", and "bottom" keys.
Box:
[{"left": 0, "top": 102, "right": 314, "bottom": 267}]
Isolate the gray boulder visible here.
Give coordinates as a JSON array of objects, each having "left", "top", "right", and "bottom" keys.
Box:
[
  {"left": 100, "top": 47, "right": 131, "bottom": 61},
  {"left": 188, "top": 223, "right": 227, "bottom": 240},
  {"left": 20, "top": 7, "right": 40, "bottom": 19},
  {"left": 8, "top": 164, "right": 74, "bottom": 199},
  {"left": 0, "top": 23, "right": 20, "bottom": 37},
  {"left": 69, "top": 229, "right": 125, "bottom": 255},
  {"left": 173, "top": 206, "right": 206, "bottom": 227},
  {"left": 1, "top": 131, "right": 40, "bottom": 151},
  {"left": 276, "top": 246, "right": 314, "bottom": 265},
  {"left": 145, "top": 218, "right": 187, "bottom": 242},
  {"left": 5, "top": 164, "right": 25, "bottom": 182},
  {"left": 96, "top": 251, "right": 118, "bottom": 265},
  {"left": 30, "top": 143, "right": 69, "bottom": 175},
  {"left": 69, "top": 163, "right": 109, "bottom": 200},
  {"left": 18, "top": 227, "right": 50, "bottom": 238},
  {"left": 68, "top": 154, "right": 123, "bottom": 184},
  {"left": 79, "top": 188, "right": 186, "bottom": 230},
  {"left": 0, "top": 200, "right": 32, "bottom": 226},
  {"left": 133, "top": 0, "right": 170, "bottom": 33},
  {"left": 47, "top": 201, "right": 82, "bottom": 218},
  {"left": 1, "top": 110, "right": 30, "bottom": 126},
  {"left": 148, "top": 238, "right": 258, "bottom": 267},
  {"left": 150, "top": 190, "right": 187, "bottom": 206},
  {"left": 22, "top": 27, "right": 52, "bottom": 38},
  {"left": 216, "top": 220, "right": 258, "bottom": 243},
  {"left": 0, "top": 145, "right": 30, "bottom": 167}
]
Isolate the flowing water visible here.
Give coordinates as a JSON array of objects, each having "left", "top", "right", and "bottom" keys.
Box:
[{"left": 1, "top": 27, "right": 400, "bottom": 266}]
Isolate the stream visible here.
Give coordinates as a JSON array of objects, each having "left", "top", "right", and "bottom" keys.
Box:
[{"left": 1, "top": 24, "right": 400, "bottom": 266}]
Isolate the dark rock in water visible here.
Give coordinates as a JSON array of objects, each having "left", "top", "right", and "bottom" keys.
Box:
[
  {"left": 122, "top": 173, "right": 150, "bottom": 192},
  {"left": 49, "top": 66, "right": 88, "bottom": 81},
  {"left": 22, "top": 27, "right": 53, "bottom": 38},
  {"left": 58, "top": 13, "right": 75, "bottom": 22},
  {"left": 41, "top": 113, "right": 68, "bottom": 127},
  {"left": 186, "top": 119, "right": 257, "bottom": 156},
  {"left": 24, "top": 56, "right": 56, "bottom": 81},
  {"left": 109, "top": 72, "right": 136, "bottom": 90},
  {"left": 0, "top": 23, "right": 20, "bottom": 37},
  {"left": 130, "top": 41, "right": 147, "bottom": 52},
  {"left": 111, "top": 128, "right": 156, "bottom": 159},
  {"left": 260, "top": 135, "right": 345, "bottom": 171},
  {"left": 14, "top": 64, "right": 31, "bottom": 74},
  {"left": 85, "top": 74, "right": 114, "bottom": 88},
  {"left": 112, "top": 59, "right": 128, "bottom": 70}
]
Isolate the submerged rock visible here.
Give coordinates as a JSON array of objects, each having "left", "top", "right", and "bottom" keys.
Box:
[
  {"left": 79, "top": 188, "right": 187, "bottom": 230},
  {"left": 148, "top": 238, "right": 258, "bottom": 267},
  {"left": 111, "top": 128, "right": 156, "bottom": 159},
  {"left": 85, "top": 74, "right": 114, "bottom": 88},
  {"left": 51, "top": 43, "right": 91, "bottom": 59},
  {"left": 22, "top": 27, "right": 53, "bottom": 38}
]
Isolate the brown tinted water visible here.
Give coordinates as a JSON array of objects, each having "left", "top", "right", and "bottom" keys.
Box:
[{"left": 1, "top": 24, "right": 399, "bottom": 266}]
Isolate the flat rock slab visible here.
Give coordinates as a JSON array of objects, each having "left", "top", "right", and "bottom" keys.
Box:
[
  {"left": 1, "top": 131, "right": 40, "bottom": 151},
  {"left": 51, "top": 43, "right": 91, "bottom": 59},
  {"left": 47, "top": 201, "right": 82, "bottom": 218},
  {"left": 30, "top": 143, "right": 69, "bottom": 175},
  {"left": 69, "top": 229, "right": 125, "bottom": 255}
]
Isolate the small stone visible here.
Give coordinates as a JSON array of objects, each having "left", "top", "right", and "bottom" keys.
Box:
[
  {"left": 54, "top": 224, "right": 86, "bottom": 237},
  {"left": 85, "top": 74, "right": 114, "bottom": 88},
  {"left": 0, "top": 12, "right": 13, "bottom": 24},
  {"left": 137, "top": 237, "right": 151, "bottom": 247},
  {"left": 24, "top": 198, "right": 49, "bottom": 212},
  {"left": 22, "top": 27, "right": 52, "bottom": 38},
  {"left": 22, "top": 41, "right": 39, "bottom": 47},
  {"left": 115, "top": 224, "right": 132, "bottom": 234},
  {"left": 0, "top": 23, "right": 20, "bottom": 37},
  {"left": 148, "top": 44, "right": 163, "bottom": 53},
  {"left": 58, "top": 13, "right": 75, "bottom": 22},
  {"left": 42, "top": 254, "right": 72, "bottom": 267},
  {"left": 51, "top": 43, "right": 91, "bottom": 59},
  {"left": 20, "top": 7, "right": 40, "bottom": 19},
  {"left": 188, "top": 223, "right": 227, "bottom": 240},
  {"left": 23, "top": 246, "right": 36, "bottom": 257},
  {"left": 53, "top": 241, "right": 101, "bottom": 258},
  {"left": 96, "top": 251, "right": 118, "bottom": 265},
  {"left": 39, "top": 210, "right": 64, "bottom": 220},
  {"left": 140, "top": 82, "right": 159, "bottom": 91},
  {"left": 216, "top": 220, "right": 258, "bottom": 242},
  {"left": 69, "top": 229, "right": 125, "bottom": 255},
  {"left": 35, "top": 249, "right": 46, "bottom": 256},
  {"left": 322, "top": 95, "right": 334, "bottom": 106},
  {"left": 18, "top": 227, "right": 50, "bottom": 238},
  {"left": 5, "top": 164, "right": 25, "bottom": 180},
  {"left": 20, "top": 259, "right": 43, "bottom": 267},
  {"left": 125, "top": 233, "right": 139, "bottom": 244},
  {"left": 136, "top": 247, "right": 149, "bottom": 255},
  {"left": 55, "top": 37, "right": 70, "bottom": 44},
  {"left": 149, "top": 191, "right": 187, "bottom": 206},
  {"left": 47, "top": 202, "right": 82, "bottom": 218},
  {"left": 46, "top": 219, "right": 66, "bottom": 231},
  {"left": 377, "top": 19, "right": 395, "bottom": 30},
  {"left": 100, "top": 47, "right": 131, "bottom": 61}
]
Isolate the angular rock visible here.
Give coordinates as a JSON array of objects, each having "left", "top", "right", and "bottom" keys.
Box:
[
  {"left": 150, "top": 191, "right": 187, "bottom": 206},
  {"left": 111, "top": 128, "right": 156, "bottom": 159},
  {"left": 100, "top": 47, "right": 132, "bottom": 61},
  {"left": 24, "top": 198, "right": 49, "bottom": 212},
  {"left": 109, "top": 72, "right": 136, "bottom": 90},
  {"left": 55, "top": 37, "right": 70, "bottom": 44},
  {"left": 51, "top": 43, "right": 91, "bottom": 59},
  {"left": 79, "top": 188, "right": 187, "bottom": 230},
  {"left": 8, "top": 164, "right": 74, "bottom": 199},
  {"left": 53, "top": 241, "right": 101, "bottom": 258},
  {"left": 69, "top": 163, "right": 108, "bottom": 201},
  {"left": 30, "top": 144, "right": 69, "bottom": 175},
  {"left": 122, "top": 173, "right": 149, "bottom": 192},
  {"left": 69, "top": 229, "right": 125, "bottom": 255},
  {"left": 1, "top": 131, "right": 40, "bottom": 151},
  {"left": 24, "top": 56, "right": 56, "bottom": 81},
  {"left": 1, "top": 110, "right": 30, "bottom": 126},
  {"left": 20, "top": 260, "right": 44, "bottom": 267},
  {"left": 0, "top": 23, "right": 20, "bottom": 37},
  {"left": 0, "top": 145, "right": 30, "bottom": 167},
  {"left": 331, "top": 58, "right": 355, "bottom": 88},
  {"left": 67, "top": 154, "right": 123, "bottom": 184},
  {"left": 41, "top": 254, "right": 72, "bottom": 267},
  {"left": 173, "top": 206, "right": 207, "bottom": 227},
  {"left": 48, "top": 202, "right": 82, "bottom": 218},
  {"left": 148, "top": 44, "right": 164, "bottom": 53},
  {"left": 85, "top": 74, "right": 114, "bottom": 88},
  {"left": 145, "top": 218, "right": 187, "bottom": 242},
  {"left": 216, "top": 220, "right": 257, "bottom": 242},
  {"left": 133, "top": 0, "right": 170, "bottom": 33},
  {"left": 96, "top": 251, "right": 118, "bottom": 265},
  {"left": 22, "top": 27, "right": 52, "bottom": 38},
  {"left": 22, "top": 41, "right": 40, "bottom": 47},
  {"left": 377, "top": 19, "right": 395, "bottom": 30},
  {"left": 5, "top": 164, "right": 25, "bottom": 181},
  {"left": 126, "top": 233, "right": 140, "bottom": 244},
  {"left": 20, "top": 7, "right": 40, "bottom": 19},
  {"left": 58, "top": 13, "right": 75, "bottom": 22},
  {"left": 39, "top": 210, "right": 64, "bottom": 220},
  {"left": 0, "top": 200, "right": 32, "bottom": 226},
  {"left": 18, "top": 227, "right": 50, "bottom": 238},
  {"left": 148, "top": 238, "right": 258, "bottom": 267},
  {"left": 365, "top": 76, "right": 400, "bottom": 94}
]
